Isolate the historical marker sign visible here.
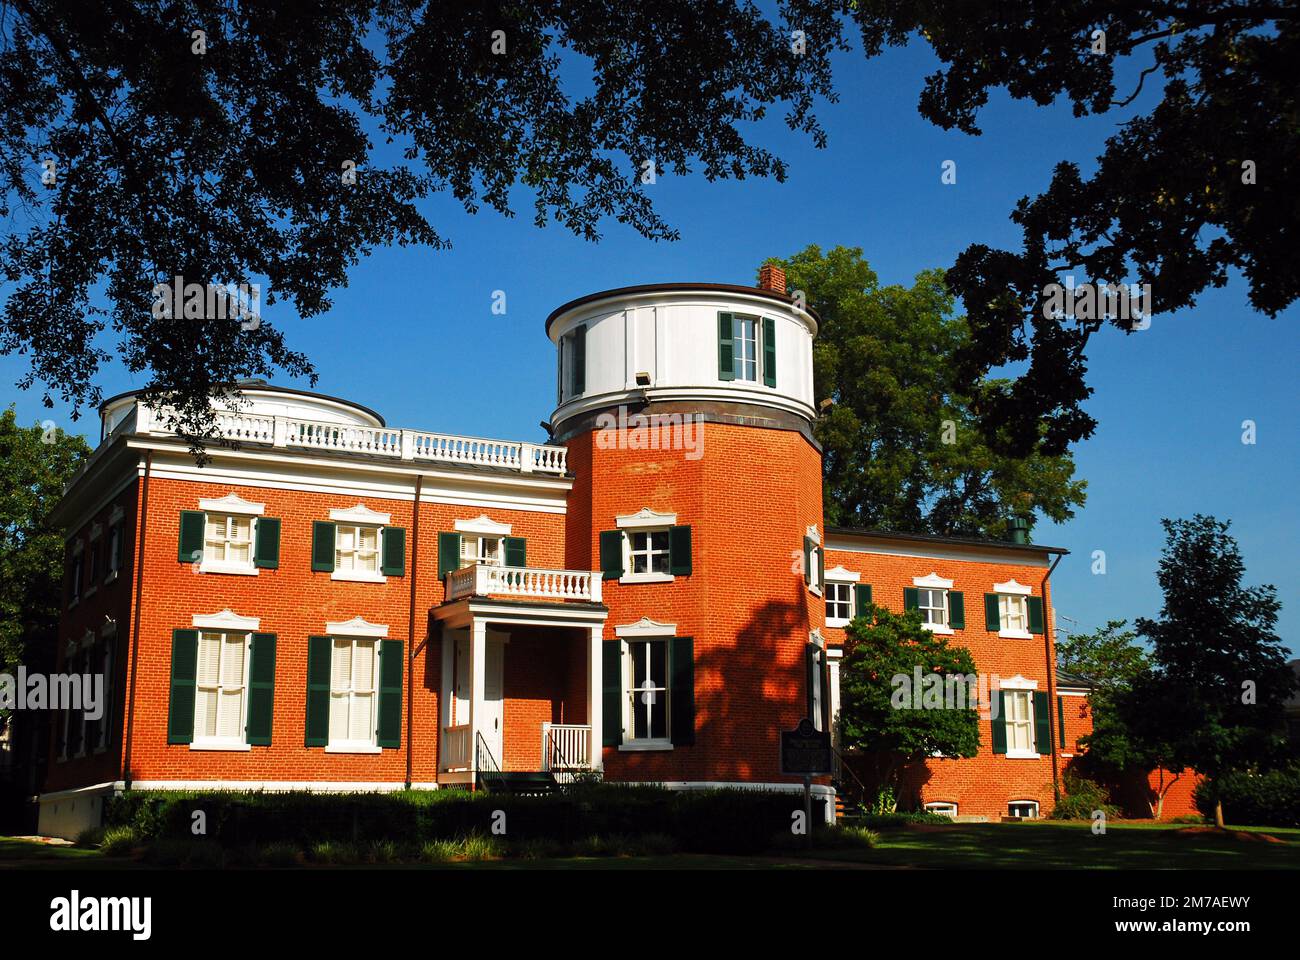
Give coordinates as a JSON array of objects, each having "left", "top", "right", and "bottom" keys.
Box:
[{"left": 780, "top": 718, "right": 832, "bottom": 775}]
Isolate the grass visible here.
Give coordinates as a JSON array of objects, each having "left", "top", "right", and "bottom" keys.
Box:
[{"left": 3, "top": 821, "right": 1297, "bottom": 870}]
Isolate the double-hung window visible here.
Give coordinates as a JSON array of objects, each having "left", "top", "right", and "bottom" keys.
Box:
[
  {"left": 825, "top": 582, "right": 853, "bottom": 626},
  {"left": 336, "top": 524, "right": 380, "bottom": 574},
  {"left": 626, "top": 639, "right": 669, "bottom": 744},
  {"left": 329, "top": 637, "right": 378, "bottom": 750},
  {"left": 1004, "top": 689, "right": 1035, "bottom": 755},
  {"left": 194, "top": 631, "right": 249, "bottom": 747},
  {"left": 205, "top": 513, "right": 253, "bottom": 568},
  {"left": 918, "top": 588, "right": 948, "bottom": 628},
  {"left": 1000, "top": 594, "right": 1029, "bottom": 634},
  {"left": 733, "top": 316, "right": 758, "bottom": 381},
  {"left": 460, "top": 534, "right": 502, "bottom": 568},
  {"left": 629, "top": 529, "right": 671, "bottom": 576}
]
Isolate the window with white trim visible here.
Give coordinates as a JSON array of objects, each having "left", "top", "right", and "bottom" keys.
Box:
[
  {"left": 625, "top": 639, "right": 669, "bottom": 744},
  {"left": 329, "top": 637, "right": 378, "bottom": 748},
  {"left": 336, "top": 524, "right": 380, "bottom": 574},
  {"left": 733, "top": 316, "right": 758, "bottom": 381},
  {"left": 825, "top": 582, "right": 853, "bottom": 625},
  {"left": 1000, "top": 594, "right": 1029, "bottom": 633},
  {"left": 629, "top": 529, "right": 671, "bottom": 576},
  {"left": 925, "top": 802, "right": 958, "bottom": 819},
  {"left": 69, "top": 548, "right": 83, "bottom": 606},
  {"left": 107, "top": 524, "right": 122, "bottom": 578},
  {"left": 205, "top": 513, "right": 254, "bottom": 568},
  {"left": 1008, "top": 800, "right": 1039, "bottom": 819},
  {"left": 194, "top": 631, "right": 250, "bottom": 746},
  {"left": 918, "top": 588, "right": 948, "bottom": 628},
  {"left": 461, "top": 534, "right": 502, "bottom": 568},
  {"left": 1005, "top": 689, "right": 1034, "bottom": 754}
]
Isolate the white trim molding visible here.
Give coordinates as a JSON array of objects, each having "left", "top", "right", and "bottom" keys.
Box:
[
  {"left": 325, "top": 616, "right": 389, "bottom": 638},
  {"left": 199, "top": 492, "right": 265, "bottom": 516},
  {"left": 823, "top": 565, "right": 860, "bottom": 583},
  {"left": 614, "top": 617, "right": 677, "bottom": 638},
  {"left": 329, "top": 502, "right": 392, "bottom": 525},
  {"left": 615, "top": 507, "right": 678, "bottom": 529},
  {"left": 109, "top": 503, "right": 125, "bottom": 525},
  {"left": 454, "top": 514, "right": 513, "bottom": 536},
  {"left": 992, "top": 578, "right": 1032, "bottom": 596},
  {"left": 913, "top": 572, "right": 954, "bottom": 589},
  {"left": 192, "top": 609, "right": 261, "bottom": 632},
  {"left": 997, "top": 674, "right": 1039, "bottom": 690},
  {"left": 806, "top": 524, "right": 820, "bottom": 545}
]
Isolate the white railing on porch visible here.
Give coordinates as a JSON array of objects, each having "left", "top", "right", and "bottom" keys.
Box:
[
  {"left": 442, "top": 724, "right": 471, "bottom": 771},
  {"left": 134, "top": 403, "right": 568, "bottom": 475},
  {"left": 541, "top": 723, "right": 592, "bottom": 772},
  {"left": 445, "top": 564, "right": 602, "bottom": 603}
]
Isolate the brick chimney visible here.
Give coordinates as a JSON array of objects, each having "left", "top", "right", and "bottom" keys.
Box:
[{"left": 757, "top": 263, "right": 786, "bottom": 294}]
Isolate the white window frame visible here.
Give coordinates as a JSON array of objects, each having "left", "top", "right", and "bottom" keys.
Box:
[
  {"left": 806, "top": 526, "right": 823, "bottom": 597},
  {"left": 460, "top": 533, "right": 503, "bottom": 568},
  {"left": 200, "top": 512, "right": 258, "bottom": 575},
  {"left": 1008, "top": 800, "right": 1040, "bottom": 819},
  {"left": 912, "top": 573, "right": 954, "bottom": 635},
  {"left": 924, "top": 801, "right": 958, "bottom": 819},
  {"left": 69, "top": 541, "right": 83, "bottom": 607},
  {"left": 824, "top": 572, "right": 857, "bottom": 627},
  {"left": 733, "top": 314, "right": 759, "bottom": 382},
  {"left": 85, "top": 525, "right": 102, "bottom": 598},
  {"left": 615, "top": 620, "right": 676, "bottom": 751},
  {"left": 332, "top": 523, "right": 385, "bottom": 583},
  {"left": 94, "top": 624, "right": 115, "bottom": 754},
  {"left": 190, "top": 629, "right": 253, "bottom": 751},
  {"left": 105, "top": 506, "right": 124, "bottom": 584},
  {"left": 992, "top": 579, "right": 1034, "bottom": 639},
  {"left": 73, "top": 631, "right": 94, "bottom": 757},
  {"left": 616, "top": 509, "right": 678, "bottom": 584},
  {"left": 1002, "top": 687, "right": 1038, "bottom": 759},
  {"left": 325, "top": 633, "right": 382, "bottom": 754}
]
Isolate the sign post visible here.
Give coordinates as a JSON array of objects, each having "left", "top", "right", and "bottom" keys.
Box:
[{"left": 780, "top": 718, "right": 833, "bottom": 848}]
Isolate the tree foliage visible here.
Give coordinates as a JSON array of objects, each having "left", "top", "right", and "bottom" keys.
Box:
[
  {"left": 839, "top": 604, "right": 980, "bottom": 798},
  {"left": 775, "top": 244, "right": 1085, "bottom": 538},
  {"left": 858, "top": 1, "right": 1299, "bottom": 455}
]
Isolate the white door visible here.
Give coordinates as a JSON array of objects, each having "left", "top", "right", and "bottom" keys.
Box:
[{"left": 481, "top": 635, "right": 506, "bottom": 765}]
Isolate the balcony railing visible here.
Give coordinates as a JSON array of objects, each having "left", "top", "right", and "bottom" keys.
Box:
[
  {"left": 441, "top": 724, "right": 471, "bottom": 771},
  {"left": 542, "top": 723, "right": 592, "bottom": 772},
  {"left": 445, "top": 564, "right": 602, "bottom": 603},
  {"left": 128, "top": 403, "right": 568, "bottom": 475}
]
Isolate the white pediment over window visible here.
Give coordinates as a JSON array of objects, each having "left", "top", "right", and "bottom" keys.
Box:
[
  {"left": 325, "top": 616, "right": 390, "bottom": 638},
  {"left": 992, "top": 578, "right": 1032, "bottom": 596},
  {"left": 806, "top": 525, "right": 821, "bottom": 544},
  {"left": 615, "top": 617, "right": 677, "bottom": 637},
  {"left": 997, "top": 674, "right": 1038, "bottom": 690},
  {"left": 454, "top": 514, "right": 513, "bottom": 536},
  {"left": 616, "top": 507, "right": 678, "bottom": 529},
  {"left": 329, "top": 503, "right": 391, "bottom": 526},
  {"left": 199, "top": 492, "right": 266, "bottom": 516},
  {"left": 192, "top": 608, "right": 261, "bottom": 631},
  {"left": 913, "top": 572, "right": 954, "bottom": 589},
  {"left": 824, "top": 565, "right": 860, "bottom": 583},
  {"left": 810, "top": 628, "right": 825, "bottom": 647}
]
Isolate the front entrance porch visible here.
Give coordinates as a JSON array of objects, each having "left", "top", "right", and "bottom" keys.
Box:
[{"left": 433, "top": 595, "right": 607, "bottom": 788}]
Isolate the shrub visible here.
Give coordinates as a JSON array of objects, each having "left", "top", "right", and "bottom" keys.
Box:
[
  {"left": 143, "top": 838, "right": 225, "bottom": 868},
  {"left": 1194, "top": 765, "right": 1300, "bottom": 827},
  {"left": 1050, "top": 773, "right": 1119, "bottom": 821},
  {"left": 100, "top": 825, "right": 139, "bottom": 857},
  {"left": 851, "top": 812, "right": 952, "bottom": 830},
  {"left": 513, "top": 837, "right": 564, "bottom": 860},
  {"left": 310, "top": 840, "right": 362, "bottom": 865},
  {"left": 366, "top": 839, "right": 401, "bottom": 864},
  {"left": 419, "top": 839, "right": 460, "bottom": 863},
  {"left": 259, "top": 841, "right": 302, "bottom": 867},
  {"left": 74, "top": 826, "right": 105, "bottom": 848}
]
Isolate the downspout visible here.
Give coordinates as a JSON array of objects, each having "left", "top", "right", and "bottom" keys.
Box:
[
  {"left": 121, "top": 450, "right": 152, "bottom": 791},
  {"left": 1041, "top": 552, "right": 1064, "bottom": 801},
  {"left": 404, "top": 474, "right": 423, "bottom": 789}
]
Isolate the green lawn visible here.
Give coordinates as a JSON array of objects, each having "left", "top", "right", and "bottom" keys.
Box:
[{"left": 3, "top": 821, "right": 1297, "bottom": 870}]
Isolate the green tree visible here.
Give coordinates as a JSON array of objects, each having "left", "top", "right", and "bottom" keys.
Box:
[
  {"left": 1124, "top": 515, "right": 1295, "bottom": 827},
  {"left": 839, "top": 605, "right": 980, "bottom": 810},
  {"left": 772, "top": 245, "right": 1086, "bottom": 539},
  {"left": 0, "top": 408, "right": 89, "bottom": 681}
]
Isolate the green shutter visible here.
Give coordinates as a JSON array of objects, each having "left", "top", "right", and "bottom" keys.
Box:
[
  {"left": 253, "top": 517, "right": 281, "bottom": 569},
  {"left": 802, "top": 537, "right": 813, "bottom": 585},
  {"left": 818, "top": 546, "right": 825, "bottom": 588},
  {"left": 167, "top": 628, "right": 199, "bottom": 744},
  {"left": 903, "top": 587, "right": 919, "bottom": 611},
  {"left": 305, "top": 636, "right": 332, "bottom": 747},
  {"left": 377, "top": 640, "right": 403, "bottom": 748},
  {"left": 437, "top": 532, "right": 461, "bottom": 580},
  {"left": 246, "top": 632, "right": 277, "bottom": 745},
  {"left": 669, "top": 525, "right": 692, "bottom": 576},
  {"left": 602, "top": 642, "right": 621, "bottom": 747},
  {"left": 599, "top": 530, "right": 624, "bottom": 580},
  {"left": 503, "top": 536, "right": 526, "bottom": 568},
  {"left": 670, "top": 636, "right": 695, "bottom": 746},
  {"left": 178, "top": 511, "right": 205, "bottom": 563},
  {"left": 717, "top": 312, "right": 735, "bottom": 381},
  {"left": 854, "top": 583, "right": 872, "bottom": 618},
  {"left": 381, "top": 527, "right": 406, "bottom": 576},
  {"left": 1057, "top": 695, "right": 1067, "bottom": 750},
  {"left": 985, "top": 593, "right": 1001, "bottom": 631},
  {"left": 572, "top": 324, "right": 586, "bottom": 394},
  {"left": 1027, "top": 596, "right": 1044, "bottom": 634},
  {"left": 991, "top": 690, "right": 1008, "bottom": 755},
  {"left": 948, "top": 591, "right": 965, "bottom": 629},
  {"left": 311, "top": 521, "right": 336, "bottom": 572},
  {"left": 1033, "top": 691, "right": 1051, "bottom": 754},
  {"left": 762, "top": 316, "right": 776, "bottom": 387},
  {"left": 805, "top": 642, "right": 816, "bottom": 721}
]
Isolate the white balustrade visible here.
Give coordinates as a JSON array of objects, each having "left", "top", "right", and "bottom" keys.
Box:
[
  {"left": 442, "top": 725, "right": 471, "bottom": 771},
  {"left": 542, "top": 723, "right": 592, "bottom": 771},
  {"left": 444, "top": 564, "right": 602, "bottom": 603}
]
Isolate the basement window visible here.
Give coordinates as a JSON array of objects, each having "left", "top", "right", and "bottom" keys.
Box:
[{"left": 1008, "top": 800, "right": 1039, "bottom": 819}]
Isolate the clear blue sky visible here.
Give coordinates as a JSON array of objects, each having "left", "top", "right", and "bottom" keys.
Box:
[{"left": 2, "top": 34, "right": 1295, "bottom": 653}]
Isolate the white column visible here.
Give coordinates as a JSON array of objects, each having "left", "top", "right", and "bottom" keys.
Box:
[
  {"left": 588, "top": 625, "right": 604, "bottom": 770},
  {"left": 469, "top": 618, "right": 487, "bottom": 781},
  {"left": 439, "top": 628, "right": 454, "bottom": 771}
]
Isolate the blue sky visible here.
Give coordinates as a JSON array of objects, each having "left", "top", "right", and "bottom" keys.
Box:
[{"left": 2, "top": 32, "right": 1295, "bottom": 653}]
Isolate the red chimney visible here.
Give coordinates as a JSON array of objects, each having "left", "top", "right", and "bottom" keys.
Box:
[{"left": 757, "top": 263, "right": 786, "bottom": 294}]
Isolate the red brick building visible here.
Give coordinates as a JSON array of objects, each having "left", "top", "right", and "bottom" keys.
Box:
[{"left": 38, "top": 271, "right": 1089, "bottom": 836}]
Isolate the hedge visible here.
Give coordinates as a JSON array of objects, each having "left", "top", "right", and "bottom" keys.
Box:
[
  {"left": 103, "top": 784, "right": 802, "bottom": 855},
  {"left": 1193, "top": 765, "right": 1300, "bottom": 827}
]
